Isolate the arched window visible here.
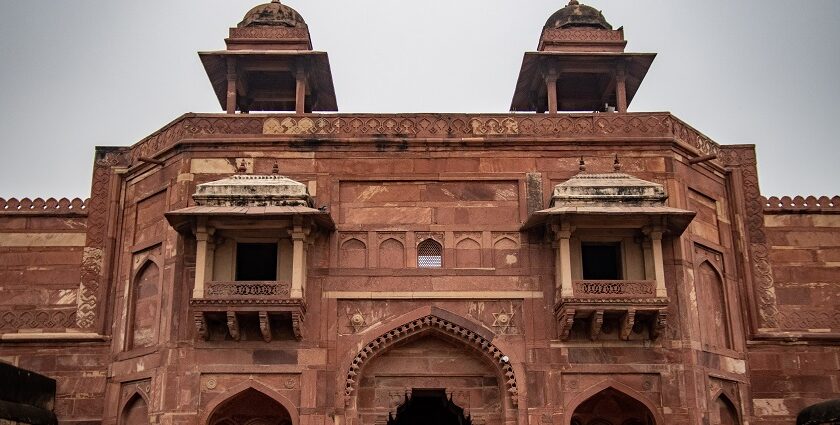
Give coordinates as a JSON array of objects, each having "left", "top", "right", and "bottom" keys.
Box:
[
  {"left": 697, "top": 261, "right": 731, "bottom": 350},
  {"left": 454, "top": 238, "right": 481, "bottom": 268},
  {"left": 714, "top": 395, "right": 740, "bottom": 425},
  {"left": 129, "top": 261, "right": 160, "bottom": 350},
  {"left": 379, "top": 238, "right": 405, "bottom": 268},
  {"left": 339, "top": 239, "right": 367, "bottom": 268},
  {"left": 121, "top": 394, "right": 149, "bottom": 425},
  {"left": 417, "top": 239, "right": 442, "bottom": 268}
]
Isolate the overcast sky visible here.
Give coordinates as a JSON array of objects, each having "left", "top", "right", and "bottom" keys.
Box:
[{"left": 0, "top": 1, "right": 838, "bottom": 199}]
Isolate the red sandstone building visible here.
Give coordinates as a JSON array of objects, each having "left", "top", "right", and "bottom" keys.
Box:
[{"left": 1, "top": 2, "right": 839, "bottom": 425}]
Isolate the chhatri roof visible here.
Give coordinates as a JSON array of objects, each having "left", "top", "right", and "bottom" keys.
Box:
[
  {"left": 544, "top": 0, "right": 612, "bottom": 30},
  {"left": 238, "top": 0, "right": 308, "bottom": 28}
]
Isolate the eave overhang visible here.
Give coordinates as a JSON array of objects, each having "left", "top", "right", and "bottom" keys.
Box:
[{"left": 165, "top": 205, "right": 335, "bottom": 234}]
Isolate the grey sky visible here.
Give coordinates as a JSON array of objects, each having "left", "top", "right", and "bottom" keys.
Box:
[{"left": 0, "top": 1, "right": 838, "bottom": 199}]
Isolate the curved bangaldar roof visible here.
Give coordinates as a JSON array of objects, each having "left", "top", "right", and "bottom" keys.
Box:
[
  {"left": 193, "top": 175, "right": 312, "bottom": 208},
  {"left": 238, "top": 0, "right": 308, "bottom": 29},
  {"left": 544, "top": 0, "right": 612, "bottom": 30}
]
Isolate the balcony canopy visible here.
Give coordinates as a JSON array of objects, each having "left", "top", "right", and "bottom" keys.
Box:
[
  {"left": 166, "top": 173, "right": 334, "bottom": 233},
  {"left": 522, "top": 169, "right": 695, "bottom": 234}
]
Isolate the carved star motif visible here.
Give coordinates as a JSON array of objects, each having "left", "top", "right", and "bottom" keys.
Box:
[{"left": 492, "top": 309, "right": 515, "bottom": 333}]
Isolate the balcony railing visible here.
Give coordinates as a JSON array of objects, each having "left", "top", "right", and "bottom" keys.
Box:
[
  {"left": 204, "top": 281, "right": 291, "bottom": 298},
  {"left": 571, "top": 280, "right": 657, "bottom": 299}
]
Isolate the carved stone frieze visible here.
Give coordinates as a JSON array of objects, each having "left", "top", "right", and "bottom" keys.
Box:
[{"left": 720, "top": 146, "right": 780, "bottom": 329}]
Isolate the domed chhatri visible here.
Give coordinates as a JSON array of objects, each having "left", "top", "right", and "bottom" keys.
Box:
[
  {"left": 544, "top": 0, "right": 612, "bottom": 30},
  {"left": 238, "top": 0, "right": 307, "bottom": 28}
]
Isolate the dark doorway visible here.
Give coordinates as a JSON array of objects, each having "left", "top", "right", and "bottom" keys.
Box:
[{"left": 389, "top": 389, "right": 470, "bottom": 425}]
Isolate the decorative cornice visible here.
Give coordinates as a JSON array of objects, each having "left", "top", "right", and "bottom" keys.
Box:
[{"left": 126, "top": 113, "right": 721, "bottom": 165}]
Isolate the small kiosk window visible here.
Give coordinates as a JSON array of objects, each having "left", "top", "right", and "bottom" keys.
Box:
[
  {"left": 235, "top": 243, "right": 278, "bottom": 281},
  {"left": 581, "top": 243, "right": 622, "bottom": 280}
]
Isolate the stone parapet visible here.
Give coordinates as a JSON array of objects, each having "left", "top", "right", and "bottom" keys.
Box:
[
  {"left": 762, "top": 196, "right": 840, "bottom": 213},
  {"left": 0, "top": 198, "right": 88, "bottom": 216}
]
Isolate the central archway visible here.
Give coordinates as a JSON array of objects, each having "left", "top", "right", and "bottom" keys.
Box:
[{"left": 344, "top": 309, "right": 520, "bottom": 425}]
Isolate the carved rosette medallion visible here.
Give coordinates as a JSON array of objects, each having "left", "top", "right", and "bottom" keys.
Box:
[{"left": 348, "top": 310, "right": 367, "bottom": 333}]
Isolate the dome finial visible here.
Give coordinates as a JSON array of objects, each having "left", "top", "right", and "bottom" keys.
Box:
[{"left": 568, "top": 0, "right": 580, "bottom": 5}]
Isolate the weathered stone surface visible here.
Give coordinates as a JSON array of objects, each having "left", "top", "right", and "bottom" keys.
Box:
[{"left": 0, "top": 2, "right": 839, "bottom": 425}]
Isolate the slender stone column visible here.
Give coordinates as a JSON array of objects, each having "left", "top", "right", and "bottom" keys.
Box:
[
  {"left": 649, "top": 230, "right": 667, "bottom": 297},
  {"left": 291, "top": 225, "right": 309, "bottom": 298},
  {"left": 545, "top": 70, "right": 559, "bottom": 114},
  {"left": 616, "top": 62, "right": 628, "bottom": 113},
  {"left": 193, "top": 220, "right": 214, "bottom": 298},
  {"left": 295, "top": 68, "right": 307, "bottom": 115},
  {"left": 554, "top": 223, "right": 574, "bottom": 297},
  {"left": 226, "top": 59, "right": 237, "bottom": 114}
]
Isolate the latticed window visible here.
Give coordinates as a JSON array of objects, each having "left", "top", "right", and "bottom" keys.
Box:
[{"left": 417, "top": 239, "right": 443, "bottom": 268}]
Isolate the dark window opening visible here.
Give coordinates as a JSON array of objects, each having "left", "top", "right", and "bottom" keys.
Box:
[
  {"left": 236, "top": 243, "right": 278, "bottom": 281},
  {"left": 581, "top": 243, "right": 622, "bottom": 280}
]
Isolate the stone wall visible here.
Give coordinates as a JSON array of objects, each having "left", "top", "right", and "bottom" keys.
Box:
[
  {"left": 0, "top": 199, "right": 88, "bottom": 332},
  {"left": 763, "top": 206, "right": 840, "bottom": 332}
]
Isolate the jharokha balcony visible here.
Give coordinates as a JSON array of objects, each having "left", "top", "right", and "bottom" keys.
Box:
[
  {"left": 554, "top": 280, "right": 668, "bottom": 341},
  {"left": 190, "top": 280, "right": 304, "bottom": 342},
  {"left": 167, "top": 173, "right": 335, "bottom": 343},
  {"left": 521, "top": 165, "right": 695, "bottom": 342}
]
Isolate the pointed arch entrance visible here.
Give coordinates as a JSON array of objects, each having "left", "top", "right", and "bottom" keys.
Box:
[
  {"left": 568, "top": 385, "right": 659, "bottom": 425},
  {"left": 344, "top": 308, "right": 520, "bottom": 425}
]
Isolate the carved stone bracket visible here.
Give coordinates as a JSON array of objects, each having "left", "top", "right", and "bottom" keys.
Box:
[
  {"left": 557, "top": 308, "right": 576, "bottom": 341},
  {"left": 620, "top": 308, "right": 637, "bottom": 341},
  {"left": 194, "top": 312, "right": 208, "bottom": 340},
  {"left": 651, "top": 311, "right": 667, "bottom": 340},
  {"left": 259, "top": 311, "right": 271, "bottom": 342},
  {"left": 291, "top": 311, "right": 303, "bottom": 341},
  {"left": 227, "top": 311, "right": 240, "bottom": 341},
  {"left": 589, "top": 310, "right": 604, "bottom": 341}
]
